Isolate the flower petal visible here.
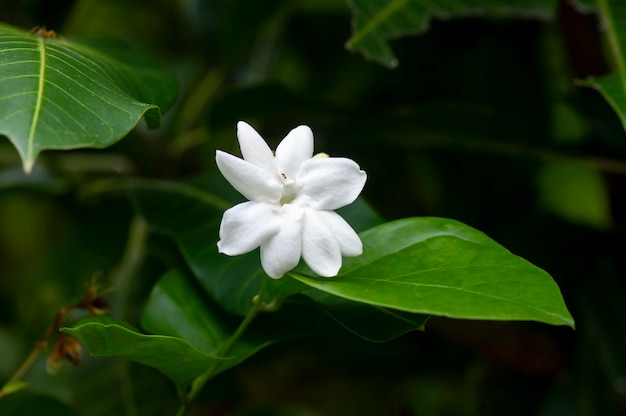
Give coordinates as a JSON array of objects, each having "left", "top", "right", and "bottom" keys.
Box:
[
  {"left": 260, "top": 205, "right": 304, "bottom": 278},
  {"left": 301, "top": 209, "right": 342, "bottom": 277},
  {"left": 315, "top": 211, "right": 362, "bottom": 257},
  {"left": 218, "top": 201, "right": 281, "bottom": 256},
  {"left": 275, "top": 125, "right": 314, "bottom": 181},
  {"left": 296, "top": 157, "right": 366, "bottom": 210},
  {"left": 216, "top": 150, "right": 282, "bottom": 202},
  {"left": 237, "top": 121, "right": 276, "bottom": 172}
]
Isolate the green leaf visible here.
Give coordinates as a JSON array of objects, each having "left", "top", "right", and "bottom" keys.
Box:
[
  {"left": 0, "top": 22, "right": 177, "bottom": 172},
  {"left": 305, "top": 290, "right": 428, "bottom": 342},
  {"left": 575, "top": 0, "right": 626, "bottom": 131},
  {"left": 538, "top": 161, "right": 612, "bottom": 230},
  {"left": 141, "top": 269, "right": 278, "bottom": 376},
  {"left": 63, "top": 270, "right": 312, "bottom": 388},
  {"left": 290, "top": 217, "right": 574, "bottom": 328},
  {"left": 62, "top": 316, "right": 220, "bottom": 387},
  {"left": 0, "top": 380, "right": 28, "bottom": 397},
  {"left": 0, "top": 392, "right": 78, "bottom": 416},
  {"left": 346, "top": 0, "right": 557, "bottom": 68}
]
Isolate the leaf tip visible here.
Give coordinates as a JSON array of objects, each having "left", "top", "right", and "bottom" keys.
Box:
[{"left": 22, "top": 158, "right": 35, "bottom": 175}]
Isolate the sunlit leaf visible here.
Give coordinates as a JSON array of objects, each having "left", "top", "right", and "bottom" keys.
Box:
[
  {"left": 346, "top": 0, "right": 557, "bottom": 68},
  {"left": 0, "top": 22, "right": 177, "bottom": 172},
  {"left": 291, "top": 217, "right": 574, "bottom": 328}
]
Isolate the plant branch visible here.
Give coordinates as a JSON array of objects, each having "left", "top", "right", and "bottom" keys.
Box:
[{"left": 175, "top": 296, "right": 263, "bottom": 416}]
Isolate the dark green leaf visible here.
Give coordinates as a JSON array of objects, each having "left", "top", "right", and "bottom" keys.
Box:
[
  {"left": 305, "top": 290, "right": 428, "bottom": 342},
  {"left": 291, "top": 217, "right": 574, "bottom": 328},
  {"left": 346, "top": 0, "right": 557, "bottom": 68},
  {"left": 0, "top": 22, "right": 177, "bottom": 172},
  {"left": 0, "top": 392, "right": 78, "bottom": 416}
]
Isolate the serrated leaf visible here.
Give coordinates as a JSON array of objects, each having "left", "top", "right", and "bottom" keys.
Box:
[
  {"left": 346, "top": 0, "right": 557, "bottom": 68},
  {"left": 291, "top": 217, "right": 574, "bottom": 328},
  {"left": 575, "top": 0, "right": 626, "bottom": 131},
  {"left": 0, "top": 22, "right": 177, "bottom": 172}
]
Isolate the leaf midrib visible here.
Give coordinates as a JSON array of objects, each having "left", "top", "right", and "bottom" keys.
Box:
[
  {"left": 348, "top": 0, "right": 409, "bottom": 46},
  {"left": 27, "top": 36, "right": 46, "bottom": 172},
  {"left": 307, "top": 275, "right": 571, "bottom": 323}
]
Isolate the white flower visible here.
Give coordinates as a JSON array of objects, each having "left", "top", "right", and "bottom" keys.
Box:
[{"left": 216, "top": 121, "right": 367, "bottom": 279}]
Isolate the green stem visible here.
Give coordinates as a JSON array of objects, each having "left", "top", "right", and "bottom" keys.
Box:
[
  {"left": 110, "top": 215, "right": 148, "bottom": 320},
  {"left": 176, "top": 298, "right": 262, "bottom": 416},
  {"left": 109, "top": 215, "right": 148, "bottom": 416}
]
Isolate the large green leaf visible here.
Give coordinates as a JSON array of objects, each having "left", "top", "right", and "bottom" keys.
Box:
[
  {"left": 291, "top": 217, "right": 574, "bottom": 328},
  {"left": 346, "top": 0, "right": 557, "bottom": 68},
  {"left": 0, "top": 22, "right": 177, "bottom": 172},
  {"left": 574, "top": 0, "right": 626, "bottom": 131}
]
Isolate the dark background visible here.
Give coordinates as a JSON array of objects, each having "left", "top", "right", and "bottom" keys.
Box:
[{"left": 1, "top": 0, "right": 625, "bottom": 414}]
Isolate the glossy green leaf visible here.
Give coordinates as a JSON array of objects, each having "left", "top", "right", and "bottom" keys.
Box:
[
  {"left": 0, "top": 22, "right": 177, "bottom": 172},
  {"left": 346, "top": 0, "right": 557, "bottom": 68},
  {"left": 62, "top": 316, "right": 220, "bottom": 386},
  {"left": 291, "top": 217, "right": 574, "bottom": 328},
  {"left": 575, "top": 0, "right": 626, "bottom": 131}
]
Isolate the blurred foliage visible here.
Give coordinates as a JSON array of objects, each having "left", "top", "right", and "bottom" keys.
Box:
[{"left": 0, "top": 0, "right": 625, "bottom": 415}]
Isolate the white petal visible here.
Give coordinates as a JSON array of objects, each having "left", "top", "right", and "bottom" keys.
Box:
[
  {"left": 216, "top": 151, "right": 281, "bottom": 202},
  {"left": 297, "top": 157, "right": 366, "bottom": 210},
  {"left": 217, "top": 201, "right": 281, "bottom": 255},
  {"left": 301, "top": 209, "right": 342, "bottom": 277},
  {"left": 237, "top": 121, "right": 276, "bottom": 172},
  {"left": 260, "top": 205, "right": 304, "bottom": 278},
  {"left": 315, "top": 211, "right": 362, "bottom": 257},
  {"left": 275, "top": 125, "right": 314, "bottom": 181}
]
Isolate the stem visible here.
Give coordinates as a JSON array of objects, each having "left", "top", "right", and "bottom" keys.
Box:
[
  {"left": 176, "top": 299, "right": 262, "bottom": 416},
  {"left": 109, "top": 215, "right": 148, "bottom": 416},
  {"left": 110, "top": 215, "right": 148, "bottom": 319},
  {"left": 1, "top": 305, "right": 69, "bottom": 396}
]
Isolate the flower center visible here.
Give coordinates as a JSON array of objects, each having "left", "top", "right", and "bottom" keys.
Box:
[
  {"left": 280, "top": 184, "right": 297, "bottom": 205},
  {"left": 279, "top": 174, "right": 298, "bottom": 205}
]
